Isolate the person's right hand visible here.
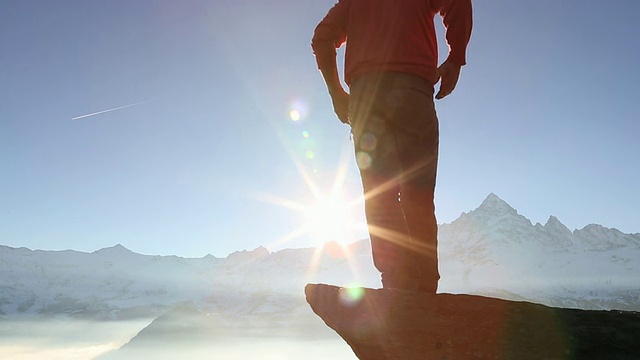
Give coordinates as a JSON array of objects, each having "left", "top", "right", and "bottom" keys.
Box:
[
  {"left": 434, "top": 60, "right": 462, "bottom": 100},
  {"left": 330, "top": 88, "right": 350, "bottom": 124}
]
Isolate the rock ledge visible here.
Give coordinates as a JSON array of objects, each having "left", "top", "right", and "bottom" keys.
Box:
[{"left": 305, "top": 283, "right": 640, "bottom": 360}]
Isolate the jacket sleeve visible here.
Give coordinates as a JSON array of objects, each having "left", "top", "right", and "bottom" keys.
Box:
[
  {"left": 432, "top": 0, "right": 473, "bottom": 66},
  {"left": 311, "top": 0, "right": 350, "bottom": 70}
]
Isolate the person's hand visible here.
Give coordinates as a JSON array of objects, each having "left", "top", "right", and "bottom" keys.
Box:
[
  {"left": 434, "top": 60, "right": 462, "bottom": 100},
  {"left": 330, "top": 88, "right": 350, "bottom": 124}
]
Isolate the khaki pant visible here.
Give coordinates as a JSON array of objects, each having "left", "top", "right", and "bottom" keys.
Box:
[{"left": 349, "top": 72, "right": 440, "bottom": 292}]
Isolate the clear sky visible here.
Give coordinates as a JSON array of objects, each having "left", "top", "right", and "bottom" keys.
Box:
[{"left": 1, "top": 0, "right": 639, "bottom": 258}]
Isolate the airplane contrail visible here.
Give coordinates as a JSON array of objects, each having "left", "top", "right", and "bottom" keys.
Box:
[{"left": 71, "top": 100, "right": 150, "bottom": 120}]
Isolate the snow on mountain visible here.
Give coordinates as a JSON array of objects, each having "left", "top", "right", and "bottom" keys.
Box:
[
  {"left": 438, "top": 194, "right": 640, "bottom": 309},
  {"left": 1, "top": 193, "right": 639, "bottom": 322},
  {"left": 0, "top": 239, "right": 379, "bottom": 320}
]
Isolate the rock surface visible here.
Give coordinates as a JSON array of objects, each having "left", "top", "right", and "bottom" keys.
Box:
[{"left": 305, "top": 283, "right": 640, "bottom": 360}]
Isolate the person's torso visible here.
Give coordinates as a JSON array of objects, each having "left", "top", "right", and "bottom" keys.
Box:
[{"left": 344, "top": 0, "right": 439, "bottom": 84}]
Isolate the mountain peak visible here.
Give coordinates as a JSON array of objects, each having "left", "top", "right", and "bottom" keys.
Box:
[
  {"left": 545, "top": 215, "right": 565, "bottom": 228},
  {"left": 226, "top": 246, "right": 270, "bottom": 263},
  {"left": 543, "top": 215, "right": 572, "bottom": 237},
  {"left": 93, "top": 244, "right": 133, "bottom": 254},
  {"left": 475, "top": 193, "right": 517, "bottom": 215}
]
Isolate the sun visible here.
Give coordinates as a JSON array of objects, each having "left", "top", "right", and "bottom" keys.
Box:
[
  {"left": 253, "top": 180, "right": 365, "bottom": 249},
  {"left": 302, "top": 190, "right": 360, "bottom": 246},
  {"left": 249, "top": 128, "right": 371, "bottom": 279},
  {"left": 252, "top": 122, "right": 368, "bottom": 251}
]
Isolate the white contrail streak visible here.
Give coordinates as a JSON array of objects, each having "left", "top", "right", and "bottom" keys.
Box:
[{"left": 71, "top": 100, "right": 149, "bottom": 120}]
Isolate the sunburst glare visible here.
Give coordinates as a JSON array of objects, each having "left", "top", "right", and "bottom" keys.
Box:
[
  {"left": 303, "top": 188, "right": 355, "bottom": 245},
  {"left": 246, "top": 97, "right": 372, "bottom": 284},
  {"left": 254, "top": 177, "right": 364, "bottom": 251}
]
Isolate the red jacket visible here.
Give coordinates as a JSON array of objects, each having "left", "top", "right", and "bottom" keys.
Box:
[{"left": 312, "top": 0, "right": 472, "bottom": 85}]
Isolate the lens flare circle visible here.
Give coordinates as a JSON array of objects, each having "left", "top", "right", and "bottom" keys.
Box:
[
  {"left": 359, "top": 132, "right": 377, "bottom": 151},
  {"left": 339, "top": 286, "right": 365, "bottom": 306},
  {"left": 305, "top": 150, "right": 315, "bottom": 159},
  {"left": 290, "top": 109, "right": 301, "bottom": 121},
  {"left": 356, "top": 151, "right": 372, "bottom": 169},
  {"left": 289, "top": 99, "right": 309, "bottom": 121}
]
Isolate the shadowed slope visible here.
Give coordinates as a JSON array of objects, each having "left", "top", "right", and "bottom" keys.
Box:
[{"left": 305, "top": 284, "right": 640, "bottom": 360}]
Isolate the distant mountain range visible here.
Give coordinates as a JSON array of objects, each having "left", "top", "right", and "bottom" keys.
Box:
[
  {"left": 3, "top": 193, "right": 638, "bottom": 359},
  {"left": 1, "top": 193, "right": 638, "bottom": 324}
]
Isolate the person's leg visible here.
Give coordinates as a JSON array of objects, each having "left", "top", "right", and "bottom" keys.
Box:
[
  {"left": 349, "top": 74, "right": 412, "bottom": 288},
  {"left": 398, "top": 149, "right": 439, "bottom": 292},
  {"left": 384, "top": 74, "right": 440, "bottom": 293}
]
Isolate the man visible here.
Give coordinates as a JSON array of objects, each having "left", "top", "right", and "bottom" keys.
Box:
[{"left": 311, "top": 0, "right": 472, "bottom": 293}]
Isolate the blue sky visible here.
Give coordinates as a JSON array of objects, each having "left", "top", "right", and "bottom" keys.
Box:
[{"left": 1, "top": 0, "right": 639, "bottom": 258}]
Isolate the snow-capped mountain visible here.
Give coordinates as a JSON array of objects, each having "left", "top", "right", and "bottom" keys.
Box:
[
  {"left": 438, "top": 193, "right": 640, "bottom": 310},
  {"left": 1, "top": 193, "right": 639, "bottom": 322},
  {"left": 0, "top": 240, "right": 378, "bottom": 320}
]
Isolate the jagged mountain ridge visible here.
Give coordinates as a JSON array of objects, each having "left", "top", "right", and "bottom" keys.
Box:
[
  {"left": 1, "top": 193, "right": 639, "bottom": 321},
  {"left": 445, "top": 193, "right": 640, "bottom": 252},
  {"left": 438, "top": 193, "right": 640, "bottom": 310},
  {"left": 0, "top": 240, "right": 377, "bottom": 319},
  {"left": 439, "top": 193, "right": 640, "bottom": 281}
]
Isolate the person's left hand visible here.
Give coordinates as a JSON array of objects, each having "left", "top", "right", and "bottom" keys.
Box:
[
  {"left": 434, "top": 60, "right": 462, "bottom": 100},
  {"left": 330, "top": 88, "right": 350, "bottom": 124}
]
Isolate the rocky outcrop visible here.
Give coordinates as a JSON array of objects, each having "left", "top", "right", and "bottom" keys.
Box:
[{"left": 305, "top": 283, "right": 640, "bottom": 360}]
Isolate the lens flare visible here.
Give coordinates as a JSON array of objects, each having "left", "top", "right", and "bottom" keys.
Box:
[
  {"left": 289, "top": 99, "right": 309, "bottom": 121},
  {"left": 339, "top": 286, "right": 365, "bottom": 306},
  {"left": 356, "top": 151, "right": 372, "bottom": 169},
  {"left": 290, "top": 110, "right": 301, "bottom": 121},
  {"left": 305, "top": 150, "right": 315, "bottom": 159},
  {"left": 359, "top": 133, "right": 378, "bottom": 151},
  {"left": 251, "top": 128, "right": 369, "bottom": 286}
]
